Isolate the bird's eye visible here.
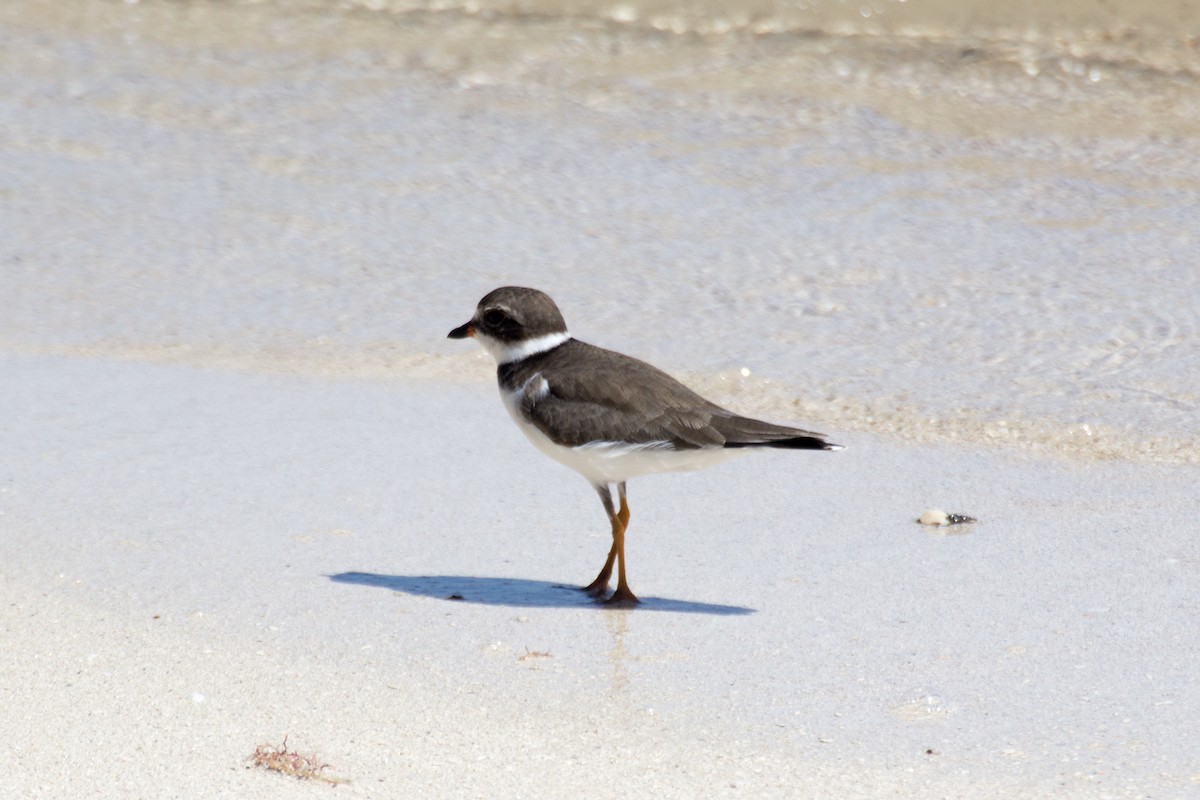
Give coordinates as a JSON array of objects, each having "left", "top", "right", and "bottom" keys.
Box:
[{"left": 483, "top": 309, "right": 507, "bottom": 327}]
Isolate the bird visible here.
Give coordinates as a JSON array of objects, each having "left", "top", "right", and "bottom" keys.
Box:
[{"left": 448, "top": 286, "right": 842, "bottom": 606}]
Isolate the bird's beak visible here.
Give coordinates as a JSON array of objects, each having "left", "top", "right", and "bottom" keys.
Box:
[{"left": 447, "top": 321, "right": 474, "bottom": 339}]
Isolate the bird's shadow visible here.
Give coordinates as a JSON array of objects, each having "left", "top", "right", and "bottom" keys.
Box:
[{"left": 328, "top": 572, "right": 755, "bottom": 615}]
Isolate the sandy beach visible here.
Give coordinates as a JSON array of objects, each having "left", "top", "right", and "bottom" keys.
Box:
[
  {"left": 4, "top": 354, "right": 1197, "bottom": 797},
  {"left": 3, "top": 0, "right": 1199, "bottom": 796}
]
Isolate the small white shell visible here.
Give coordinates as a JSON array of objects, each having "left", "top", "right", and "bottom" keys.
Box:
[
  {"left": 917, "top": 509, "right": 978, "bottom": 526},
  {"left": 918, "top": 509, "right": 950, "bottom": 526}
]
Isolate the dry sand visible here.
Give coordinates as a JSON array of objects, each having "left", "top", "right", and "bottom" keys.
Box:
[{"left": 3, "top": 354, "right": 1197, "bottom": 797}]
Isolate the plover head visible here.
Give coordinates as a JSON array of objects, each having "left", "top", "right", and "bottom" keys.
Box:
[{"left": 448, "top": 286, "right": 571, "bottom": 365}]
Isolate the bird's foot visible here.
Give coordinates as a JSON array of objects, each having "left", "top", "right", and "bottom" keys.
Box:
[
  {"left": 602, "top": 585, "right": 640, "bottom": 607},
  {"left": 581, "top": 580, "right": 609, "bottom": 597},
  {"left": 581, "top": 572, "right": 612, "bottom": 597}
]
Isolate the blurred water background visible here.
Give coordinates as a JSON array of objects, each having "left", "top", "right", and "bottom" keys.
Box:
[{"left": 2, "top": 0, "right": 1198, "bottom": 462}]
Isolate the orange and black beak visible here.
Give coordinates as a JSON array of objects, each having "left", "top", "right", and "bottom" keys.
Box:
[{"left": 447, "top": 321, "right": 474, "bottom": 339}]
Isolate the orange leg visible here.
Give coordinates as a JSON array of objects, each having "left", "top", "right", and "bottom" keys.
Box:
[
  {"left": 582, "top": 483, "right": 618, "bottom": 596},
  {"left": 582, "top": 482, "right": 638, "bottom": 605},
  {"left": 605, "top": 483, "right": 638, "bottom": 606},
  {"left": 582, "top": 541, "right": 616, "bottom": 597}
]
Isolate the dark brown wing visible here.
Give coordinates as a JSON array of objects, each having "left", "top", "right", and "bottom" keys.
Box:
[{"left": 502, "top": 340, "right": 833, "bottom": 450}]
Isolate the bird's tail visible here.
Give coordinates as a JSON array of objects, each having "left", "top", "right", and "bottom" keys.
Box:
[
  {"left": 724, "top": 436, "right": 843, "bottom": 451},
  {"left": 715, "top": 414, "right": 844, "bottom": 451}
]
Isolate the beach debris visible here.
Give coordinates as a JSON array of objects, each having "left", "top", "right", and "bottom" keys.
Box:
[
  {"left": 447, "top": 593, "right": 465, "bottom": 600},
  {"left": 518, "top": 646, "right": 553, "bottom": 663},
  {"left": 917, "top": 509, "right": 977, "bottom": 527},
  {"left": 248, "top": 736, "right": 345, "bottom": 785}
]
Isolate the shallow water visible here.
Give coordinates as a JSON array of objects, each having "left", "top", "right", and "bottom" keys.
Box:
[{"left": 2, "top": 0, "right": 1198, "bottom": 462}]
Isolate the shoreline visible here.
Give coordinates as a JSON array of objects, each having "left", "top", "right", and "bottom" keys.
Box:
[{"left": 5, "top": 342, "right": 1197, "bottom": 467}]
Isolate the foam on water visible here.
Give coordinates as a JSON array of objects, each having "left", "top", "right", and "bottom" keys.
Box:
[
  {"left": 316, "top": 0, "right": 1200, "bottom": 77},
  {"left": 1, "top": 0, "right": 1197, "bottom": 463}
]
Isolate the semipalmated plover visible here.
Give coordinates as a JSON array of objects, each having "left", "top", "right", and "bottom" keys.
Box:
[{"left": 449, "top": 286, "right": 842, "bottom": 606}]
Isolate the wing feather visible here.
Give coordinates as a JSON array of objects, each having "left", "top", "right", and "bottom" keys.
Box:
[{"left": 504, "top": 340, "right": 826, "bottom": 450}]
